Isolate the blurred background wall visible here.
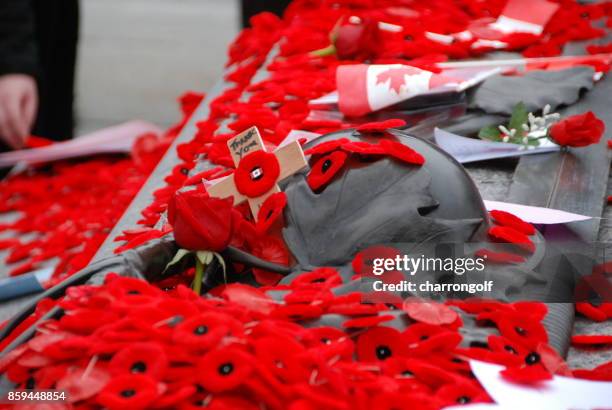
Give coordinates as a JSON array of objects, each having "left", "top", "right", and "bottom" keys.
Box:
[{"left": 75, "top": 0, "right": 238, "bottom": 135}]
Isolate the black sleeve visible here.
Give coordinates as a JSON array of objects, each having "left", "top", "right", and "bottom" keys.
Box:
[{"left": 0, "top": 0, "right": 38, "bottom": 76}]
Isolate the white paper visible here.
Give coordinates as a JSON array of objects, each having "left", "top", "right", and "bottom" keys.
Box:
[
  {"left": 0, "top": 120, "right": 163, "bottom": 168},
  {"left": 470, "top": 360, "right": 612, "bottom": 410},
  {"left": 434, "top": 128, "right": 559, "bottom": 163},
  {"left": 483, "top": 200, "right": 591, "bottom": 225},
  {"left": 278, "top": 130, "right": 322, "bottom": 148}
]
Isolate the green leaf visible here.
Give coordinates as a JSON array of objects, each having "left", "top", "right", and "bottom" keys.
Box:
[
  {"left": 508, "top": 102, "right": 529, "bottom": 134},
  {"left": 478, "top": 125, "right": 501, "bottom": 141}
]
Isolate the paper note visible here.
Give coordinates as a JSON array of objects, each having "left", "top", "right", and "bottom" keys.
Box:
[
  {"left": 470, "top": 360, "right": 612, "bottom": 410},
  {"left": 483, "top": 200, "right": 591, "bottom": 224},
  {"left": 0, "top": 120, "right": 162, "bottom": 168},
  {"left": 434, "top": 128, "right": 559, "bottom": 163}
]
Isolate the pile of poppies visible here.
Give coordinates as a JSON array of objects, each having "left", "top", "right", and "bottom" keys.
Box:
[{"left": 5, "top": 272, "right": 607, "bottom": 410}]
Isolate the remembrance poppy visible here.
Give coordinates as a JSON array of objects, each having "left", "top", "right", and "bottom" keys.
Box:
[
  {"left": 356, "top": 326, "right": 408, "bottom": 362},
  {"left": 380, "top": 139, "right": 425, "bottom": 165},
  {"left": 234, "top": 150, "right": 280, "bottom": 197},
  {"left": 307, "top": 150, "right": 348, "bottom": 191},
  {"left": 97, "top": 374, "right": 159, "bottom": 410},
  {"left": 256, "top": 192, "right": 287, "bottom": 234},
  {"left": 197, "top": 347, "right": 254, "bottom": 392},
  {"left": 500, "top": 364, "right": 552, "bottom": 384},
  {"left": 173, "top": 313, "right": 242, "bottom": 350},
  {"left": 356, "top": 119, "right": 407, "bottom": 133},
  {"left": 253, "top": 336, "right": 309, "bottom": 383},
  {"left": 304, "top": 138, "right": 350, "bottom": 156},
  {"left": 109, "top": 342, "right": 168, "bottom": 379},
  {"left": 489, "top": 210, "right": 535, "bottom": 235},
  {"left": 402, "top": 299, "right": 459, "bottom": 325},
  {"left": 488, "top": 226, "right": 535, "bottom": 253}
]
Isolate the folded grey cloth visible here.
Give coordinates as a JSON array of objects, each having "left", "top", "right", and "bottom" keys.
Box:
[{"left": 469, "top": 67, "right": 595, "bottom": 115}]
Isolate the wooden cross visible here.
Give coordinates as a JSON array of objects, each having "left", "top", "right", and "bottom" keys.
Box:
[{"left": 206, "top": 126, "right": 308, "bottom": 220}]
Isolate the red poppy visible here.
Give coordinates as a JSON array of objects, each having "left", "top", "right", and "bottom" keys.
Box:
[
  {"left": 488, "top": 226, "right": 535, "bottom": 253},
  {"left": 234, "top": 150, "right": 280, "bottom": 197},
  {"left": 271, "top": 303, "right": 324, "bottom": 321},
  {"left": 251, "top": 236, "right": 290, "bottom": 286},
  {"left": 402, "top": 299, "right": 459, "bottom": 325},
  {"left": 343, "top": 314, "right": 395, "bottom": 328},
  {"left": 220, "top": 284, "right": 276, "bottom": 315},
  {"left": 404, "top": 326, "right": 462, "bottom": 356},
  {"left": 196, "top": 347, "right": 254, "bottom": 392},
  {"left": 109, "top": 342, "right": 168, "bottom": 379},
  {"left": 436, "top": 382, "right": 489, "bottom": 406},
  {"left": 379, "top": 139, "right": 425, "bottom": 166},
  {"left": 97, "top": 374, "right": 159, "bottom": 410},
  {"left": 256, "top": 192, "right": 287, "bottom": 234},
  {"left": 303, "top": 326, "right": 354, "bottom": 360},
  {"left": 172, "top": 313, "right": 242, "bottom": 350},
  {"left": 575, "top": 302, "right": 608, "bottom": 322},
  {"left": 356, "top": 119, "right": 407, "bottom": 133},
  {"left": 304, "top": 138, "right": 350, "bottom": 156},
  {"left": 307, "top": 150, "right": 348, "bottom": 191},
  {"left": 253, "top": 336, "right": 309, "bottom": 383},
  {"left": 489, "top": 210, "right": 535, "bottom": 235},
  {"left": 356, "top": 326, "right": 408, "bottom": 362},
  {"left": 475, "top": 248, "right": 526, "bottom": 264},
  {"left": 168, "top": 190, "right": 234, "bottom": 251},
  {"left": 480, "top": 310, "right": 548, "bottom": 348},
  {"left": 341, "top": 141, "right": 386, "bottom": 155},
  {"left": 290, "top": 267, "right": 342, "bottom": 290},
  {"left": 501, "top": 364, "right": 552, "bottom": 384},
  {"left": 57, "top": 366, "right": 111, "bottom": 403}
]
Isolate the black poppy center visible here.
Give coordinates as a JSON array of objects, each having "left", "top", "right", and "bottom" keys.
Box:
[
  {"left": 194, "top": 325, "right": 208, "bottom": 335},
  {"left": 525, "top": 352, "right": 541, "bottom": 365},
  {"left": 504, "top": 345, "right": 518, "bottom": 354},
  {"left": 127, "top": 290, "right": 140, "bottom": 295},
  {"left": 250, "top": 166, "right": 264, "bottom": 181},
  {"left": 375, "top": 345, "right": 392, "bottom": 360},
  {"left": 401, "top": 370, "right": 413, "bottom": 377},
  {"left": 130, "top": 361, "right": 147, "bottom": 373},
  {"left": 321, "top": 338, "right": 331, "bottom": 345},
  {"left": 218, "top": 362, "right": 234, "bottom": 376},
  {"left": 514, "top": 326, "right": 527, "bottom": 336},
  {"left": 457, "top": 396, "right": 471, "bottom": 404},
  {"left": 420, "top": 335, "right": 429, "bottom": 341},
  {"left": 266, "top": 209, "right": 274, "bottom": 220},
  {"left": 321, "top": 159, "right": 332, "bottom": 173},
  {"left": 180, "top": 168, "right": 189, "bottom": 175},
  {"left": 121, "top": 389, "right": 136, "bottom": 398}
]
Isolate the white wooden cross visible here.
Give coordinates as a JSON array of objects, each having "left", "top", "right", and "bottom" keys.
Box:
[{"left": 206, "top": 126, "right": 308, "bottom": 220}]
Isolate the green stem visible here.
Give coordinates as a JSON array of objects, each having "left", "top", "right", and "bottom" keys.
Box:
[
  {"left": 193, "top": 258, "right": 204, "bottom": 295},
  {"left": 309, "top": 44, "right": 337, "bottom": 57}
]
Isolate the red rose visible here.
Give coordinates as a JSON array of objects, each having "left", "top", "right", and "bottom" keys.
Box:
[
  {"left": 167, "top": 190, "right": 234, "bottom": 251},
  {"left": 549, "top": 111, "right": 605, "bottom": 147},
  {"left": 335, "top": 18, "right": 380, "bottom": 61}
]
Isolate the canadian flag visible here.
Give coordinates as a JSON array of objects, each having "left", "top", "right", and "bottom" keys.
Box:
[{"left": 336, "top": 64, "right": 463, "bottom": 117}]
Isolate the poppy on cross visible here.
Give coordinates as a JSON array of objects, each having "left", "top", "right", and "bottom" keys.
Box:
[{"left": 206, "top": 126, "right": 308, "bottom": 220}]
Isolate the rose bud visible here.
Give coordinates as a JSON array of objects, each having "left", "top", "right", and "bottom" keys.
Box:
[
  {"left": 310, "top": 17, "right": 381, "bottom": 61},
  {"left": 167, "top": 189, "right": 234, "bottom": 251},
  {"left": 549, "top": 111, "right": 605, "bottom": 147}
]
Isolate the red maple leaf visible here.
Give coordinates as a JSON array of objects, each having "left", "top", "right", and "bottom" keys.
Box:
[{"left": 375, "top": 66, "right": 421, "bottom": 94}]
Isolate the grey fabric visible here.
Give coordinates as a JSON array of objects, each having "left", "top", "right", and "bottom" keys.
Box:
[{"left": 469, "top": 67, "right": 595, "bottom": 115}]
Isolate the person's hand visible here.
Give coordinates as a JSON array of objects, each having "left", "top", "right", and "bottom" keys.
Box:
[{"left": 0, "top": 74, "right": 38, "bottom": 150}]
